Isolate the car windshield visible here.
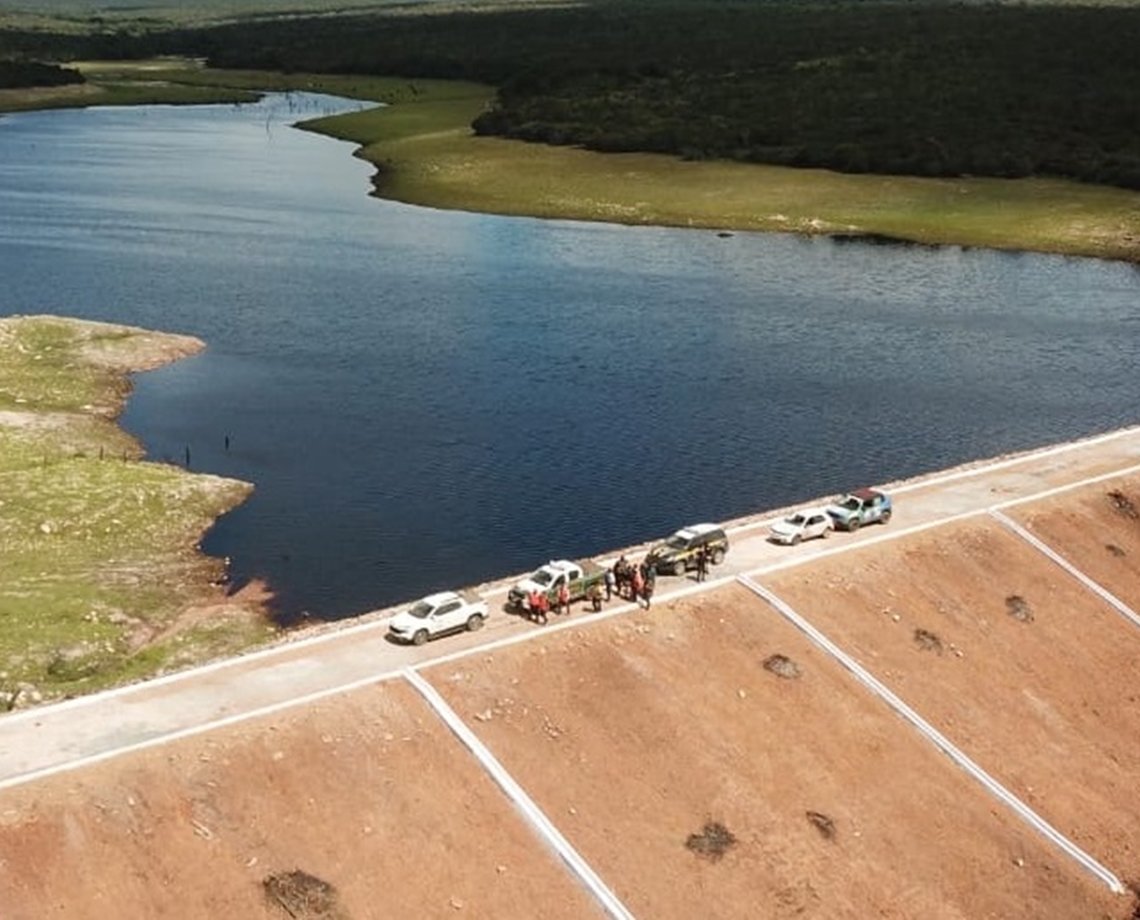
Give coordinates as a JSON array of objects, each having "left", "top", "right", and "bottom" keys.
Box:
[
  {"left": 533, "top": 570, "right": 554, "bottom": 586},
  {"left": 408, "top": 601, "right": 433, "bottom": 619},
  {"left": 786, "top": 514, "right": 806, "bottom": 526},
  {"left": 840, "top": 496, "right": 862, "bottom": 510},
  {"left": 665, "top": 534, "right": 690, "bottom": 550}
]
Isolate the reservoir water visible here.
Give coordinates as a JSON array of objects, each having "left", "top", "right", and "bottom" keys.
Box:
[{"left": 2, "top": 93, "right": 1138, "bottom": 621}]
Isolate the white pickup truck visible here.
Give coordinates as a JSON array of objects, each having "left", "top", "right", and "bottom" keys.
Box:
[
  {"left": 507, "top": 559, "right": 606, "bottom": 612},
  {"left": 387, "top": 590, "right": 489, "bottom": 646}
]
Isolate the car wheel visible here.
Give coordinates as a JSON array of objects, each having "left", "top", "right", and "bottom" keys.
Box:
[
  {"left": 673, "top": 561, "right": 686, "bottom": 577},
  {"left": 791, "top": 534, "right": 802, "bottom": 546},
  {"left": 711, "top": 548, "right": 726, "bottom": 565},
  {"left": 881, "top": 510, "right": 892, "bottom": 524},
  {"left": 848, "top": 518, "right": 861, "bottom": 532},
  {"left": 466, "top": 613, "right": 484, "bottom": 632},
  {"left": 821, "top": 528, "right": 830, "bottom": 539},
  {"left": 412, "top": 629, "right": 429, "bottom": 646}
]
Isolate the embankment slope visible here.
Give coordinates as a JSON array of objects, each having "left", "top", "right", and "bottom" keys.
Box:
[{"left": 2, "top": 454, "right": 1139, "bottom": 917}]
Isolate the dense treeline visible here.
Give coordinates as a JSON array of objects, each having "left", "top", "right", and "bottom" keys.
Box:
[
  {"left": 4, "top": 1, "right": 1140, "bottom": 188},
  {"left": 0, "top": 59, "right": 84, "bottom": 89}
]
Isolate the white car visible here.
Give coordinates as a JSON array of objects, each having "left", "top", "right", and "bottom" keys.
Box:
[
  {"left": 768, "top": 508, "right": 834, "bottom": 545},
  {"left": 387, "top": 591, "right": 488, "bottom": 646}
]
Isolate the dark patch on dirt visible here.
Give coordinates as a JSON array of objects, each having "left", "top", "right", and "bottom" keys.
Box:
[
  {"left": 762, "top": 653, "right": 802, "bottom": 679},
  {"left": 806, "top": 811, "right": 836, "bottom": 840},
  {"left": 1125, "top": 879, "right": 1140, "bottom": 920},
  {"left": 1005, "top": 595, "right": 1034, "bottom": 623},
  {"left": 1108, "top": 489, "right": 1139, "bottom": 520},
  {"left": 913, "top": 628, "right": 943, "bottom": 654},
  {"left": 685, "top": 821, "right": 737, "bottom": 862},
  {"left": 264, "top": 870, "right": 346, "bottom": 919},
  {"left": 1106, "top": 543, "right": 1127, "bottom": 557}
]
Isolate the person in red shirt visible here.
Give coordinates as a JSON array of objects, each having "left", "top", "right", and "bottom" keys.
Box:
[
  {"left": 528, "top": 588, "right": 547, "bottom": 624},
  {"left": 557, "top": 581, "right": 571, "bottom": 617}
]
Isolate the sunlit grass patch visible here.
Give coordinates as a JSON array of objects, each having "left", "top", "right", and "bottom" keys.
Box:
[
  {"left": 11, "top": 60, "right": 1134, "bottom": 260},
  {"left": 355, "top": 127, "right": 1140, "bottom": 262},
  {"left": 0, "top": 316, "right": 274, "bottom": 705}
]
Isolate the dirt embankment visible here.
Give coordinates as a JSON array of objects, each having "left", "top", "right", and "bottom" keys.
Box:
[
  {"left": 0, "top": 681, "right": 601, "bottom": 920},
  {"left": 426, "top": 585, "right": 1129, "bottom": 919},
  {"left": 2, "top": 445, "right": 1140, "bottom": 918}
]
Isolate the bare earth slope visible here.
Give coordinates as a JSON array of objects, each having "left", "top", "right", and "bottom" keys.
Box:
[
  {"left": 0, "top": 681, "right": 601, "bottom": 920},
  {"left": 425, "top": 588, "right": 1123, "bottom": 919},
  {"left": 2, "top": 431, "right": 1140, "bottom": 917}
]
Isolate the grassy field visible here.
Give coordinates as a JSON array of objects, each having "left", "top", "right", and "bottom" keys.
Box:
[
  {"left": 5, "top": 60, "right": 1132, "bottom": 262},
  {"left": 295, "top": 74, "right": 1140, "bottom": 263},
  {"left": 0, "top": 315, "right": 275, "bottom": 707}
]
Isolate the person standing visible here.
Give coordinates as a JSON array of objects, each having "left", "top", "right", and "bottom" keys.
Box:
[
  {"left": 696, "top": 546, "right": 709, "bottom": 583},
  {"left": 631, "top": 565, "right": 645, "bottom": 608},
  {"left": 588, "top": 582, "right": 604, "bottom": 612},
  {"left": 529, "top": 589, "right": 549, "bottom": 625},
  {"left": 604, "top": 566, "right": 616, "bottom": 602},
  {"left": 557, "top": 580, "right": 571, "bottom": 617},
  {"left": 643, "top": 569, "right": 655, "bottom": 609}
]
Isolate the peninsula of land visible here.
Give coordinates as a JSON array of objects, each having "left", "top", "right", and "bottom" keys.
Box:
[
  {"left": 0, "top": 315, "right": 274, "bottom": 708},
  {"left": 3, "top": 62, "right": 1139, "bottom": 264}
]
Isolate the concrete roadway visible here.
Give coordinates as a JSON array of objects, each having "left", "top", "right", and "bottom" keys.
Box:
[{"left": 2, "top": 425, "right": 1139, "bottom": 790}]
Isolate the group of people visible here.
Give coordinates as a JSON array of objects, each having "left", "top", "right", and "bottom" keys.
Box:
[
  {"left": 607, "top": 556, "right": 656, "bottom": 609},
  {"left": 524, "top": 581, "right": 572, "bottom": 625},
  {"left": 523, "top": 555, "right": 662, "bottom": 625}
]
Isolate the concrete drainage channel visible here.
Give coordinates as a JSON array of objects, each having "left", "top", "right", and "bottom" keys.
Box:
[
  {"left": 989, "top": 509, "right": 1140, "bottom": 632},
  {"left": 403, "top": 668, "right": 637, "bottom": 920},
  {"left": 736, "top": 574, "right": 1126, "bottom": 895}
]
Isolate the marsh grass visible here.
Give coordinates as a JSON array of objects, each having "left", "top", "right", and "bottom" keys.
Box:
[
  {"left": 0, "top": 316, "right": 273, "bottom": 703},
  {"left": 355, "top": 121, "right": 1140, "bottom": 262},
  {"left": 5, "top": 61, "right": 1136, "bottom": 260}
]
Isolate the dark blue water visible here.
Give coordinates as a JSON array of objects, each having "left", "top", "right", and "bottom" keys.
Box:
[{"left": 2, "top": 94, "right": 1138, "bottom": 621}]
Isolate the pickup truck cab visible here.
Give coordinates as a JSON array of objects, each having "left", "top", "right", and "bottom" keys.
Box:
[
  {"left": 826, "top": 488, "right": 893, "bottom": 532},
  {"left": 387, "top": 590, "right": 488, "bottom": 645},
  {"left": 508, "top": 559, "right": 606, "bottom": 612}
]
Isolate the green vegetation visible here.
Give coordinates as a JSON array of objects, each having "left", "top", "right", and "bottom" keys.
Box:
[
  {"left": 0, "top": 59, "right": 82, "bottom": 89},
  {"left": 0, "top": 316, "right": 274, "bottom": 706},
  {"left": 5, "top": 1, "right": 1140, "bottom": 188},
  {"left": 3, "top": 59, "right": 1136, "bottom": 261},
  {"left": 103, "top": 0, "right": 1140, "bottom": 193},
  {"left": 0, "top": 2, "right": 1138, "bottom": 260}
]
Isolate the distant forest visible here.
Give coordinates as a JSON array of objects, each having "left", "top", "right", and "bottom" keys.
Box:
[
  {"left": 0, "top": 59, "right": 83, "bottom": 89},
  {"left": 3, "top": 1, "right": 1140, "bottom": 188}
]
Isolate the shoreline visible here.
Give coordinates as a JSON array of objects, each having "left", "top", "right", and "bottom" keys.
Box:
[
  {"left": 3, "top": 65, "right": 1138, "bottom": 264},
  {"left": 294, "top": 79, "right": 1140, "bottom": 265},
  {"left": 283, "top": 420, "right": 1140, "bottom": 642},
  {"left": 0, "top": 315, "right": 276, "bottom": 706}
]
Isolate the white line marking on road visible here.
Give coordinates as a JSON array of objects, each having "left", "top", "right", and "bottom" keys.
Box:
[
  {"left": 0, "top": 667, "right": 406, "bottom": 793},
  {"left": 991, "top": 461, "right": 1140, "bottom": 511},
  {"left": 419, "top": 578, "right": 730, "bottom": 671},
  {"left": 4, "top": 434, "right": 1140, "bottom": 784},
  {"left": 886, "top": 425, "right": 1140, "bottom": 496},
  {"left": 5, "top": 428, "right": 1137, "bottom": 729},
  {"left": 737, "top": 575, "right": 1125, "bottom": 895},
  {"left": 990, "top": 510, "right": 1140, "bottom": 631},
  {"left": 745, "top": 508, "right": 986, "bottom": 578},
  {"left": 403, "top": 669, "right": 636, "bottom": 920},
  {"left": 725, "top": 425, "right": 1140, "bottom": 536}
]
